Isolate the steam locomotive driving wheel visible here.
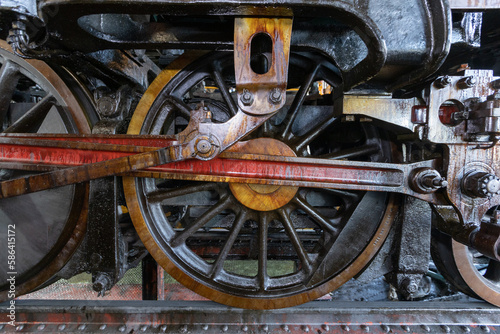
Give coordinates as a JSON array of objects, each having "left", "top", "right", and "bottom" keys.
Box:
[
  {"left": 0, "top": 40, "right": 92, "bottom": 300},
  {"left": 124, "top": 51, "right": 398, "bottom": 309}
]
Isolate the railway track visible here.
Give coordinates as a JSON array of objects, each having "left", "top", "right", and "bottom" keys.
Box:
[
  {"left": 2, "top": 299, "right": 500, "bottom": 334},
  {"left": 1, "top": 0, "right": 500, "bottom": 320}
]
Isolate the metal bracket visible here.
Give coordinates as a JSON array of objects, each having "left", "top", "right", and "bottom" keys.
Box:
[{"left": 234, "top": 17, "right": 292, "bottom": 116}]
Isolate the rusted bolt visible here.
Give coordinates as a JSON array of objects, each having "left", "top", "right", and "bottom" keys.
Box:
[
  {"left": 96, "top": 96, "right": 117, "bottom": 117},
  {"left": 196, "top": 139, "right": 212, "bottom": 154},
  {"left": 411, "top": 168, "right": 447, "bottom": 193},
  {"left": 463, "top": 171, "right": 500, "bottom": 198},
  {"left": 92, "top": 273, "right": 112, "bottom": 294},
  {"left": 240, "top": 89, "right": 254, "bottom": 106},
  {"left": 405, "top": 281, "right": 419, "bottom": 294},
  {"left": 435, "top": 76, "right": 452, "bottom": 88},
  {"left": 269, "top": 88, "right": 282, "bottom": 104},
  {"left": 457, "top": 76, "right": 477, "bottom": 89},
  {"left": 479, "top": 174, "right": 500, "bottom": 197}
]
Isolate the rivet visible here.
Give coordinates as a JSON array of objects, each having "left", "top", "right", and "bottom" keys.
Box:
[
  {"left": 99, "top": 324, "right": 106, "bottom": 330},
  {"left": 281, "top": 324, "right": 289, "bottom": 332},
  {"left": 480, "top": 325, "right": 490, "bottom": 332},
  {"left": 118, "top": 325, "right": 126, "bottom": 332},
  {"left": 180, "top": 324, "right": 188, "bottom": 333},
  {"left": 58, "top": 324, "right": 66, "bottom": 331},
  {"left": 341, "top": 325, "right": 350, "bottom": 331},
  {"left": 241, "top": 325, "right": 248, "bottom": 332},
  {"left": 37, "top": 324, "right": 46, "bottom": 331},
  {"left": 262, "top": 324, "right": 269, "bottom": 332},
  {"left": 301, "top": 325, "right": 310, "bottom": 332},
  {"left": 0, "top": 324, "right": 4, "bottom": 330},
  {"left": 360, "top": 325, "right": 369, "bottom": 332},
  {"left": 401, "top": 324, "right": 410, "bottom": 332},
  {"left": 441, "top": 325, "right": 451, "bottom": 333},
  {"left": 202, "top": 324, "right": 209, "bottom": 330},
  {"left": 77, "top": 324, "right": 86, "bottom": 330},
  {"left": 321, "top": 324, "right": 329, "bottom": 331},
  {"left": 221, "top": 325, "right": 228, "bottom": 332},
  {"left": 461, "top": 325, "right": 471, "bottom": 332},
  {"left": 15, "top": 324, "right": 24, "bottom": 331},
  {"left": 160, "top": 325, "right": 168, "bottom": 332},
  {"left": 140, "top": 325, "right": 148, "bottom": 331},
  {"left": 421, "top": 324, "right": 431, "bottom": 332},
  {"left": 381, "top": 324, "right": 391, "bottom": 332}
]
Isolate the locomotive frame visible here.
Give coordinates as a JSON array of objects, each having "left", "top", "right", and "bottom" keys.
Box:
[{"left": 0, "top": 0, "right": 500, "bottom": 329}]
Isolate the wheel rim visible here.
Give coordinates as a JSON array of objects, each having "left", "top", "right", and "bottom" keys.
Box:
[
  {"left": 432, "top": 207, "right": 500, "bottom": 306},
  {"left": 124, "top": 51, "right": 397, "bottom": 309},
  {"left": 0, "top": 40, "right": 91, "bottom": 299}
]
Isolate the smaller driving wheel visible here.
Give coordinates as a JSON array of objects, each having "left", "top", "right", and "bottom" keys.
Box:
[
  {"left": 0, "top": 40, "right": 92, "bottom": 300},
  {"left": 431, "top": 206, "right": 500, "bottom": 306}
]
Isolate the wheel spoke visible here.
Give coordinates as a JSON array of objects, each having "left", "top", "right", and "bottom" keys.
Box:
[
  {"left": 211, "top": 64, "right": 237, "bottom": 116},
  {"left": 279, "top": 64, "right": 320, "bottom": 141},
  {"left": 147, "top": 182, "right": 216, "bottom": 203},
  {"left": 0, "top": 60, "right": 20, "bottom": 126},
  {"left": 165, "top": 95, "right": 192, "bottom": 119},
  {"left": 278, "top": 208, "right": 312, "bottom": 273},
  {"left": 291, "top": 113, "right": 339, "bottom": 153},
  {"left": 210, "top": 209, "right": 247, "bottom": 278},
  {"left": 292, "top": 196, "right": 338, "bottom": 235},
  {"left": 171, "top": 195, "right": 232, "bottom": 247},
  {"left": 258, "top": 211, "right": 270, "bottom": 291},
  {"left": 4, "top": 94, "right": 56, "bottom": 133},
  {"left": 318, "top": 144, "right": 380, "bottom": 160}
]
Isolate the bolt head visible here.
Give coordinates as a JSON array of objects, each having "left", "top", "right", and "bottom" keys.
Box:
[
  {"left": 269, "top": 88, "right": 282, "bottom": 104},
  {"left": 435, "top": 76, "right": 452, "bottom": 88},
  {"left": 240, "top": 89, "right": 254, "bottom": 106}
]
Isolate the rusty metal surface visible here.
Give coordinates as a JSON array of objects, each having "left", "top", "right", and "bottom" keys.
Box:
[
  {"left": 234, "top": 17, "right": 292, "bottom": 115},
  {"left": 427, "top": 70, "right": 498, "bottom": 144},
  {"left": 449, "top": 0, "right": 500, "bottom": 9},
  {"left": 1, "top": 300, "right": 500, "bottom": 333},
  {"left": 0, "top": 133, "right": 441, "bottom": 201}
]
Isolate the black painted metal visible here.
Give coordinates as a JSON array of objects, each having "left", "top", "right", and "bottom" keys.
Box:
[
  {"left": 142, "top": 255, "right": 159, "bottom": 301},
  {"left": 387, "top": 197, "right": 433, "bottom": 300},
  {"left": 88, "top": 176, "right": 125, "bottom": 296},
  {"left": 6, "top": 0, "right": 450, "bottom": 90}
]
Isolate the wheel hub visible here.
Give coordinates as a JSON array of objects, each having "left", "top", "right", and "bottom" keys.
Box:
[{"left": 228, "top": 138, "right": 298, "bottom": 211}]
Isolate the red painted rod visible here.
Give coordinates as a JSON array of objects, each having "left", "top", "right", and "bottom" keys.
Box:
[{"left": 0, "top": 135, "right": 405, "bottom": 189}]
